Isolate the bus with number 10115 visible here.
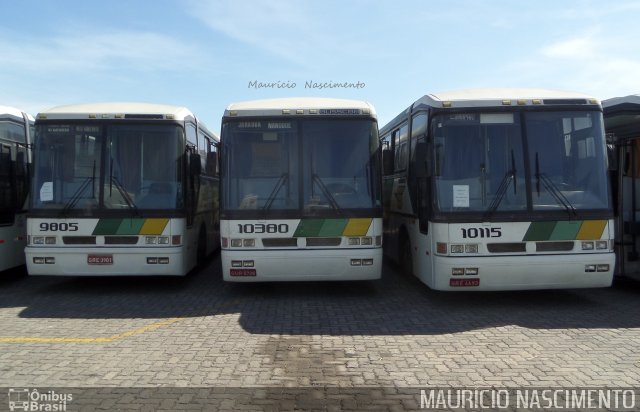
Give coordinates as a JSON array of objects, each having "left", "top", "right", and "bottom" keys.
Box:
[
  {"left": 381, "top": 89, "right": 614, "bottom": 290},
  {"left": 26, "top": 102, "right": 219, "bottom": 276},
  {"left": 220, "top": 97, "right": 382, "bottom": 281},
  {"left": 0, "top": 106, "right": 33, "bottom": 272}
]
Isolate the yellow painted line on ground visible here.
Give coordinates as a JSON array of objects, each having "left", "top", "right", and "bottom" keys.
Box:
[
  {"left": 0, "top": 317, "right": 183, "bottom": 343},
  {"left": 0, "top": 297, "right": 248, "bottom": 344}
]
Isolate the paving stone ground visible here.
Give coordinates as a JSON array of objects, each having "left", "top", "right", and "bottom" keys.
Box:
[{"left": 1, "top": 253, "right": 639, "bottom": 410}]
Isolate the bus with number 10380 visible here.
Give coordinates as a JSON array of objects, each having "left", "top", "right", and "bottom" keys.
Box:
[
  {"left": 26, "top": 103, "right": 219, "bottom": 276},
  {"left": 381, "top": 89, "right": 614, "bottom": 290},
  {"left": 220, "top": 98, "right": 382, "bottom": 281}
]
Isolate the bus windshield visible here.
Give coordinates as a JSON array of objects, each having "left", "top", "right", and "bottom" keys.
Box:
[
  {"left": 222, "top": 118, "right": 381, "bottom": 216},
  {"left": 31, "top": 123, "right": 184, "bottom": 213},
  {"left": 433, "top": 110, "right": 610, "bottom": 215}
]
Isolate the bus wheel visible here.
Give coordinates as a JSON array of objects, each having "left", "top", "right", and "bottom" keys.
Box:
[
  {"left": 400, "top": 236, "right": 413, "bottom": 277},
  {"left": 197, "top": 227, "right": 207, "bottom": 267}
]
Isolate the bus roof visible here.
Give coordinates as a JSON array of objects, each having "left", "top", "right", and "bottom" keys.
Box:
[
  {"left": 36, "top": 102, "right": 217, "bottom": 139},
  {"left": 223, "top": 97, "right": 377, "bottom": 119},
  {"left": 0, "top": 105, "right": 34, "bottom": 122},
  {"left": 381, "top": 88, "right": 600, "bottom": 135},
  {"left": 38, "top": 102, "right": 194, "bottom": 121},
  {"left": 602, "top": 95, "right": 640, "bottom": 113},
  {"left": 417, "top": 88, "right": 599, "bottom": 108}
]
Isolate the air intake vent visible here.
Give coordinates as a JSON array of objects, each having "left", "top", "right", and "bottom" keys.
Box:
[
  {"left": 104, "top": 236, "right": 139, "bottom": 245},
  {"left": 536, "top": 241, "right": 574, "bottom": 252},
  {"left": 306, "top": 237, "right": 341, "bottom": 247},
  {"left": 542, "top": 99, "right": 587, "bottom": 105},
  {"left": 487, "top": 243, "right": 526, "bottom": 253},
  {"left": 62, "top": 236, "right": 96, "bottom": 245},
  {"left": 262, "top": 238, "right": 298, "bottom": 247}
]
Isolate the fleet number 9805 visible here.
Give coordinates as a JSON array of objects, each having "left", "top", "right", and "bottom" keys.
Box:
[{"left": 39, "top": 222, "right": 79, "bottom": 232}]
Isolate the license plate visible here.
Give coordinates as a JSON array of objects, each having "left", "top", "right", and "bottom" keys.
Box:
[
  {"left": 88, "top": 255, "right": 113, "bottom": 265},
  {"left": 450, "top": 278, "right": 480, "bottom": 287},
  {"left": 230, "top": 268, "right": 256, "bottom": 277}
]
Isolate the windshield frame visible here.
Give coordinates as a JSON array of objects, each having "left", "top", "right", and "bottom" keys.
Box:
[
  {"left": 429, "top": 106, "right": 613, "bottom": 223},
  {"left": 29, "top": 120, "right": 186, "bottom": 218},
  {"left": 220, "top": 116, "right": 382, "bottom": 220}
]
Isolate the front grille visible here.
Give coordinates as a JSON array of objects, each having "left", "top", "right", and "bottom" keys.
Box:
[
  {"left": 104, "top": 236, "right": 139, "bottom": 245},
  {"left": 62, "top": 236, "right": 96, "bottom": 245},
  {"left": 536, "top": 241, "right": 574, "bottom": 252},
  {"left": 487, "top": 243, "right": 526, "bottom": 253},
  {"left": 306, "top": 237, "right": 342, "bottom": 247},
  {"left": 262, "top": 238, "right": 298, "bottom": 247}
]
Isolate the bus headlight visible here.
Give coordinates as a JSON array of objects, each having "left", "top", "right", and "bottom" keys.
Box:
[
  {"left": 348, "top": 237, "right": 360, "bottom": 245},
  {"left": 451, "top": 244, "right": 464, "bottom": 253},
  {"left": 145, "top": 236, "right": 157, "bottom": 245},
  {"left": 32, "top": 236, "right": 45, "bottom": 245},
  {"left": 231, "top": 239, "right": 242, "bottom": 247},
  {"left": 581, "top": 241, "right": 594, "bottom": 250},
  {"left": 464, "top": 244, "right": 478, "bottom": 253},
  {"left": 595, "top": 241, "right": 608, "bottom": 250},
  {"left": 158, "top": 236, "right": 170, "bottom": 245}
]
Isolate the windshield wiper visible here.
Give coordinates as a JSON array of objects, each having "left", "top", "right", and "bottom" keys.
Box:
[
  {"left": 483, "top": 150, "right": 517, "bottom": 220},
  {"left": 262, "top": 173, "right": 289, "bottom": 213},
  {"left": 312, "top": 174, "right": 341, "bottom": 213},
  {"left": 109, "top": 175, "right": 139, "bottom": 216},
  {"left": 535, "top": 152, "right": 577, "bottom": 217},
  {"left": 59, "top": 160, "right": 96, "bottom": 217}
]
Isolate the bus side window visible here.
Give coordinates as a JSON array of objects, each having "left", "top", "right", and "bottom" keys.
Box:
[{"left": 206, "top": 141, "right": 218, "bottom": 177}]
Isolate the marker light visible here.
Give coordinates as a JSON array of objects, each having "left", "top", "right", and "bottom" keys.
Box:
[
  {"left": 597, "top": 264, "right": 610, "bottom": 272},
  {"left": 437, "top": 242, "right": 447, "bottom": 254}
]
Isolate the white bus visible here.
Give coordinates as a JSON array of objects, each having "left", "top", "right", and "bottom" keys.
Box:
[
  {"left": 0, "top": 106, "right": 33, "bottom": 272},
  {"left": 603, "top": 95, "right": 640, "bottom": 281},
  {"left": 220, "top": 97, "right": 382, "bottom": 281},
  {"left": 381, "top": 89, "right": 614, "bottom": 291},
  {"left": 26, "top": 103, "right": 219, "bottom": 276}
]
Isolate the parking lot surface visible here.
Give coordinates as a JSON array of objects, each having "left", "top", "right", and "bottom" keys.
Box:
[{"left": 1, "top": 253, "right": 640, "bottom": 410}]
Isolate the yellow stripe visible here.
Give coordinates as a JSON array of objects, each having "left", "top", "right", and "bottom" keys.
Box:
[
  {"left": 342, "top": 218, "right": 373, "bottom": 236},
  {"left": 576, "top": 220, "right": 607, "bottom": 240},
  {"left": 0, "top": 318, "right": 182, "bottom": 343},
  {"left": 139, "top": 218, "right": 170, "bottom": 235}
]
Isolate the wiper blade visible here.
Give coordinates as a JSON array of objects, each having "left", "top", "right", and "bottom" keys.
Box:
[
  {"left": 262, "top": 173, "right": 288, "bottom": 213},
  {"left": 483, "top": 171, "right": 514, "bottom": 220},
  {"left": 483, "top": 150, "right": 517, "bottom": 221},
  {"left": 109, "top": 176, "right": 139, "bottom": 216},
  {"left": 535, "top": 152, "right": 576, "bottom": 217},
  {"left": 312, "top": 174, "right": 341, "bottom": 213},
  {"left": 59, "top": 177, "right": 93, "bottom": 217},
  {"left": 59, "top": 160, "right": 96, "bottom": 217}
]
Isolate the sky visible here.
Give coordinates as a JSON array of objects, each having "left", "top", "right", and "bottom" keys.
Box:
[{"left": 2, "top": 0, "right": 640, "bottom": 132}]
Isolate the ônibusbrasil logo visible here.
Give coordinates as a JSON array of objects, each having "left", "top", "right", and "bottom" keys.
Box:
[{"left": 8, "top": 388, "right": 72, "bottom": 411}]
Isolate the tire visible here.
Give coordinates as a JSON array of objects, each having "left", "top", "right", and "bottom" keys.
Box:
[
  {"left": 400, "top": 236, "right": 413, "bottom": 277},
  {"left": 197, "top": 227, "right": 207, "bottom": 267}
]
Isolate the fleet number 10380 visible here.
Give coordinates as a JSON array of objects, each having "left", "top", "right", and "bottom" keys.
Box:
[
  {"left": 237, "top": 223, "right": 289, "bottom": 234},
  {"left": 461, "top": 227, "right": 502, "bottom": 238}
]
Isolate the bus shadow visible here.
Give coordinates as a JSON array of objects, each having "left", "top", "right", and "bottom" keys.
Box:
[{"left": 2, "top": 256, "right": 640, "bottom": 335}]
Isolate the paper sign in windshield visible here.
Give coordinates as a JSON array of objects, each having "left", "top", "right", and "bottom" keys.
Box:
[
  {"left": 453, "top": 185, "right": 470, "bottom": 208},
  {"left": 40, "top": 182, "right": 53, "bottom": 202}
]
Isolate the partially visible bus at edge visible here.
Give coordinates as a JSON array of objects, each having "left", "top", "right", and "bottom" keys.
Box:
[
  {"left": 0, "top": 106, "right": 33, "bottom": 272},
  {"left": 26, "top": 103, "right": 220, "bottom": 276},
  {"left": 220, "top": 98, "right": 382, "bottom": 281},
  {"left": 603, "top": 95, "right": 640, "bottom": 282},
  {"left": 381, "top": 89, "right": 614, "bottom": 291}
]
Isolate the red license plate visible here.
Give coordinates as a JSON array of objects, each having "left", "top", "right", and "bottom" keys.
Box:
[
  {"left": 450, "top": 278, "right": 480, "bottom": 287},
  {"left": 230, "top": 268, "right": 256, "bottom": 277},
  {"left": 87, "top": 255, "right": 113, "bottom": 265}
]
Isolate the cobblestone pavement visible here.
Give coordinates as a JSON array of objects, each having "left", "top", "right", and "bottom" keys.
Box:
[{"left": 1, "top": 253, "right": 640, "bottom": 410}]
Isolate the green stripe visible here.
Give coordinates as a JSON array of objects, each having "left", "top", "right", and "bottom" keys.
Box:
[
  {"left": 522, "top": 221, "right": 557, "bottom": 241},
  {"left": 549, "top": 221, "right": 582, "bottom": 240},
  {"left": 92, "top": 219, "right": 123, "bottom": 235},
  {"left": 116, "top": 219, "right": 146, "bottom": 235},
  {"left": 293, "top": 219, "right": 325, "bottom": 237},
  {"left": 318, "top": 219, "right": 348, "bottom": 236}
]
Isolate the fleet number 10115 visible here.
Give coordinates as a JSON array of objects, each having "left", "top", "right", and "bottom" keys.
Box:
[{"left": 461, "top": 227, "right": 502, "bottom": 238}]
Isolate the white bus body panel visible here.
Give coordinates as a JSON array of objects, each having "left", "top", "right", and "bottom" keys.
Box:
[
  {"left": 221, "top": 218, "right": 382, "bottom": 281},
  {"left": 406, "top": 219, "right": 615, "bottom": 291},
  {"left": 0, "top": 214, "right": 27, "bottom": 272},
  {"left": 26, "top": 217, "right": 196, "bottom": 276}
]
